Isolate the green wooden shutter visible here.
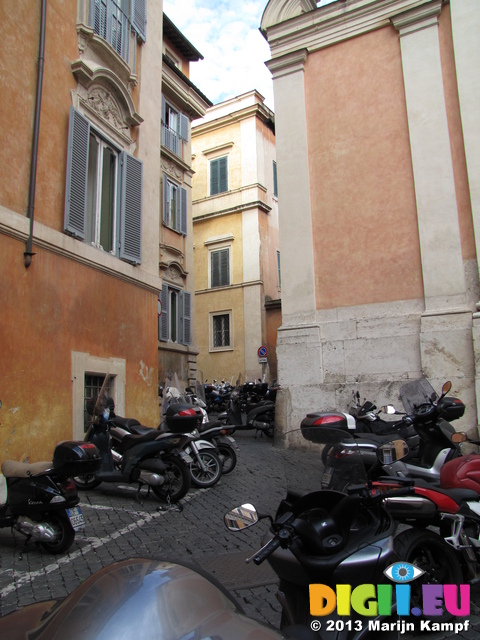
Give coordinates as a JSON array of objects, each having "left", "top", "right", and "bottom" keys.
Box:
[
  {"left": 211, "top": 248, "right": 229, "bottom": 287},
  {"left": 119, "top": 152, "right": 142, "bottom": 264},
  {"left": 64, "top": 107, "right": 90, "bottom": 239},
  {"left": 210, "top": 156, "right": 228, "bottom": 196}
]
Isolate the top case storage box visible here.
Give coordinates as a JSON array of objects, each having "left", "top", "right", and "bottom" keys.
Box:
[
  {"left": 165, "top": 403, "right": 202, "bottom": 433},
  {"left": 53, "top": 441, "right": 101, "bottom": 476},
  {"left": 438, "top": 396, "right": 466, "bottom": 422},
  {"left": 300, "top": 412, "right": 355, "bottom": 442}
]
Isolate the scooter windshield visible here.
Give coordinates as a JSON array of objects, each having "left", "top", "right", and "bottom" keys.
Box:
[
  {"left": 278, "top": 427, "right": 368, "bottom": 498},
  {"left": 0, "top": 559, "right": 284, "bottom": 640},
  {"left": 399, "top": 378, "right": 437, "bottom": 415}
]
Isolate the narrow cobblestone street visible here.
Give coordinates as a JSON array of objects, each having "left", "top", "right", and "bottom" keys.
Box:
[{"left": 0, "top": 431, "right": 479, "bottom": 638}]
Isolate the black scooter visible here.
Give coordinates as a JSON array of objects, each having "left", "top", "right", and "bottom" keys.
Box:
[
  {"left": 225, "top": 426, "right": 414, "bottom": 639},
  {"left": 0, "top": 440, "right": 100, "bottom": 554},
  {"left": 219, "top": 381, "right": 277, "bottom": 438},
  {"left": 74, "top": 402, "right": 192, "bottom": 503}
]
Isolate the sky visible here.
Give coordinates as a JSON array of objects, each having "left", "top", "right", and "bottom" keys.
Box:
[{"left": 162, "top": 0, "right": 275, "bottom": 110}]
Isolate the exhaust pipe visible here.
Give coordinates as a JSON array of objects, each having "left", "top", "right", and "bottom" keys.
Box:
[
  {"left": 140, "top": 471, "right": 164, "bottom": 486},
  {"left": 15, "top": 517, "right": 56, "bottom": 542}
]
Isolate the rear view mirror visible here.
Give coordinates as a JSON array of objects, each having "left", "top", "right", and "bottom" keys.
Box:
[
  {"left": 377, "top": 440, "right": 409, "bottom": 465},
  {"left": 224, "top": 504, "right": 258, "bottom": 531},
  {"left": 381, "top": 405, "right": 397, "bottom": 415}
]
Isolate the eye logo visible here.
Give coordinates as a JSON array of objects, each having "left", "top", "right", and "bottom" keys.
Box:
[{"left": 384, "top": 562, "right": 425, "bottom": 583}]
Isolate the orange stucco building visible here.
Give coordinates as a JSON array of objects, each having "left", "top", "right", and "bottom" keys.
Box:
[
  {"left": 0, "top": 2, "right": 209, "bottom": 461},
  {"left": 261, "top": 0, "right": 480, "bottom": 438}
]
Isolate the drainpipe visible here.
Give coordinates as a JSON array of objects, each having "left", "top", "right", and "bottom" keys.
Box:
[{"left": 24, "top": 0, "right": 47, "bottom": 269}]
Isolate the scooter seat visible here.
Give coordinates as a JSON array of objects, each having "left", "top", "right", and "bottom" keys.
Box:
[
  {"left": 441, "top": 454, "right": 480, "bottom": 494},
  {"left": 1, "top": 460, "right": 53, "bottom": 478},
  {"left": 121, "top": 430, "right": 160, "bottom": 450}
]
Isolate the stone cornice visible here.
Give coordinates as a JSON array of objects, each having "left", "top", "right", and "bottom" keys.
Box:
[
  {"left": 192, "top": 103, "right": 275, "bottom": 136},
  {"left": 391, "top": 0, "right": 442, "bottom": 36},
  {"left": 0, "top": 206, "right": 161, "bottom": 295},
  {"left": 263, "top": 0, "right": 448, "bottom": 59},
  {"left": 162, "top": 64, "right": 211, "bottom": 120}
]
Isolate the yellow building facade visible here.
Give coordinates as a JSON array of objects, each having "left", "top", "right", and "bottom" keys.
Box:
[{"left": 192, "top": 92, "right": 281, "bottom": 384}]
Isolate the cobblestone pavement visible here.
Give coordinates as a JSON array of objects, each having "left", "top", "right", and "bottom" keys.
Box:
[{"left": 0, "top": 431, "right": 479, "bottom": 639}]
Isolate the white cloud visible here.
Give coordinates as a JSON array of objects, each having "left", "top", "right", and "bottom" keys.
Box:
[{"left": 163, "top": 0, "right": 274, "bottom": 109}]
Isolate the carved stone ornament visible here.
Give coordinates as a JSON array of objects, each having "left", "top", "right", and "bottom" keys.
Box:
[
  {"left": 88, "top": 87, "right": 123, "bottom": 129},
  {"left": 165, "top": 264, "right": 183, "bottom": 283},
  {"left": 162, "top": 159, "right": 184, "bottom": 182}
]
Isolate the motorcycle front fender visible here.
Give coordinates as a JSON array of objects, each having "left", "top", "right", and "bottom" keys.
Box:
[{"left": 193, "top": 440, "right": 216, "bottom": 451}]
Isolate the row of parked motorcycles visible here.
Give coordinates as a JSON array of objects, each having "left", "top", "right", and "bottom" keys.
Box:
[{"left": 1, "top": 376, "right": 480, "bottom": 639}]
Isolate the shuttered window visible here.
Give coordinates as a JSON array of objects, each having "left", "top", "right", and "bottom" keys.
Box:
[
  {"left": 210, "top": 156, "right": 228, "bottom": 196},
  {"left": 162, "top": 174, "right": 187, "bottom": 235},
  {"left": 161, "top": 96, "right": 189, "bottom": 159},
  {"left": 90, "top": 0, "right": 146, "bottom": 62},
  {"left": 64, "top": 106, "right": 143, "bottom": 264},
  {"left": 211, "top": 248, "right": 230, "bottom": 288},
  {"left": 158, "top": 284, "right": 191, "bottom": 345}
]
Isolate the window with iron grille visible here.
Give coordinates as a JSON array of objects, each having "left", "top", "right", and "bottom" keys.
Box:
[
  {"left": 84, "top": 374, "right": 111, "bottom": 431},
  {"left": 212, "top": 313, "right": 231, "bottom": 349}
]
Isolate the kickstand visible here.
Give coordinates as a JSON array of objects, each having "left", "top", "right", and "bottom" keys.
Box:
[
  {"left": 135, "top": 483, "right": 146, "bottom": 504},
  {"left": 18, "top": 535, "right": 32, "bottom": 561}
]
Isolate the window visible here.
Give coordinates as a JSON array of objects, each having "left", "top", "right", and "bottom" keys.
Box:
[
  {"left": 159, "top": 284, "right": 191, "bottom": 345},
  {"left": 210, "top": 156, "right": 228, "bottom": 196},
  {"left": 162, "top": 174, "right": 187, "bottom": 234},
  {"left": 161, "top": 97, "right": 189, "bottom": 158},
  {"left": 91, "top": 0, "right": 147, "bottom": 63},
  {"left": 64, "top": 107, "right": 143, "bottom": 264},
  {"left": 210, "top": 247, "right": 230, "bottom": 288},
  {"left": 84, "top": 373, "right": 112, "bottom": 432},
  {"left": 273, "top": 160, "right": 278, "bottom": 198},
  {"left": 211, "top": 312, "right": 232, "bottom": 350}
]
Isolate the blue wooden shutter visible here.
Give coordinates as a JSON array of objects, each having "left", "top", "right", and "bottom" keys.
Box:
[
  {"left": 64, "top": 107, "right": 90, "bottom": 239},
  {"left": 131, "top": 0, "right": 146, "bottom": 42},
  {"left": 183, "top": 292, "right": 191, "bottom": 345},
  {"left": 162, "top": 173, "right": 169, "bottom": 225},
  {"left": 119, "top": 152, "right": 142, "bottom": 264},
  {"left": 179, "top": 114, "right": 189, "bottom": 142},
  {"left": 159, "top": 284, "right": 168, "bottom": 341},
  {"left": 180, "top": 187, "right": 187, "bottom": 235}
]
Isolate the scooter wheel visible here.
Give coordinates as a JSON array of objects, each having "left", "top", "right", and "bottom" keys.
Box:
[
  {"left": 39, "top": 512, "right": 75, "bottom": 554},
  {"left": 151, "top": 455, "right": 190, "bottom": 503},
  {"left": 218, "top": 444, "right": 237, "bottom": 474},
  {"left": 73, "top": 473, "right": 101, "bottom": 490},
  {"left": 190, "top": 450, "right": 222, "bottom": 488},
  {"left": 394, "top": 528, "right": 463, "bottom": 624}
]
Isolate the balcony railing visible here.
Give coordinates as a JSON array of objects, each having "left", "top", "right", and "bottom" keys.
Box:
[{"left": 92, "top": 0, "right": 130, "bottom": 63}]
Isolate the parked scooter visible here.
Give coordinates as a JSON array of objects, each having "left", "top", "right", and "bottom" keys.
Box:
[
  {"left": 0, "top": 440, "right": 100, "bottom": 554},
  {"left": 304, "top": 380, "right": 465, "bottom": 483},
  {"left": 109, "top": 385, "right": 224, "bottom": 488},
  {"left": 226, "top": 427, "right": 428, "bottom": 638},
  {"left": 220, "top": 375, "right": 278, "bottom": 438},
  {"left": 74, "top": 391, "right": 191, "bottom": 503}
]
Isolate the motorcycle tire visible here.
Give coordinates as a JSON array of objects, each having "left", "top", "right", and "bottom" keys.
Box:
[
  {"left": 151, "top": 455, "right": 190, "bottom": 503},
  {"left": 190, "top": 450, "right": 222, "bottom": 488},
  {"left": 217, "top": 443, "right": 237, "bottom": 474},
  {"left": 394, "top": 528, "right": 463, "bottom": 624},
  {"left": 73, "top": 473, "right": 101, "bottom": 490},
  {"left": 265, "top": 423, "right": 275, "bottom": 438},
  {"left": 39, "top": 512, "right": 75, "bottom": 554}
]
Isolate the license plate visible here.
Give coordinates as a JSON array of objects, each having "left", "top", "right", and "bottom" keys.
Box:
[
  {"left": 179, "top": 451, "right": 193, "bottom": 464},
  {"left": 321, "top": 467, "right": 334, "bottom": 488},
  {"left": 67, "top": 506, "right": 85, "bottom": 531}
]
